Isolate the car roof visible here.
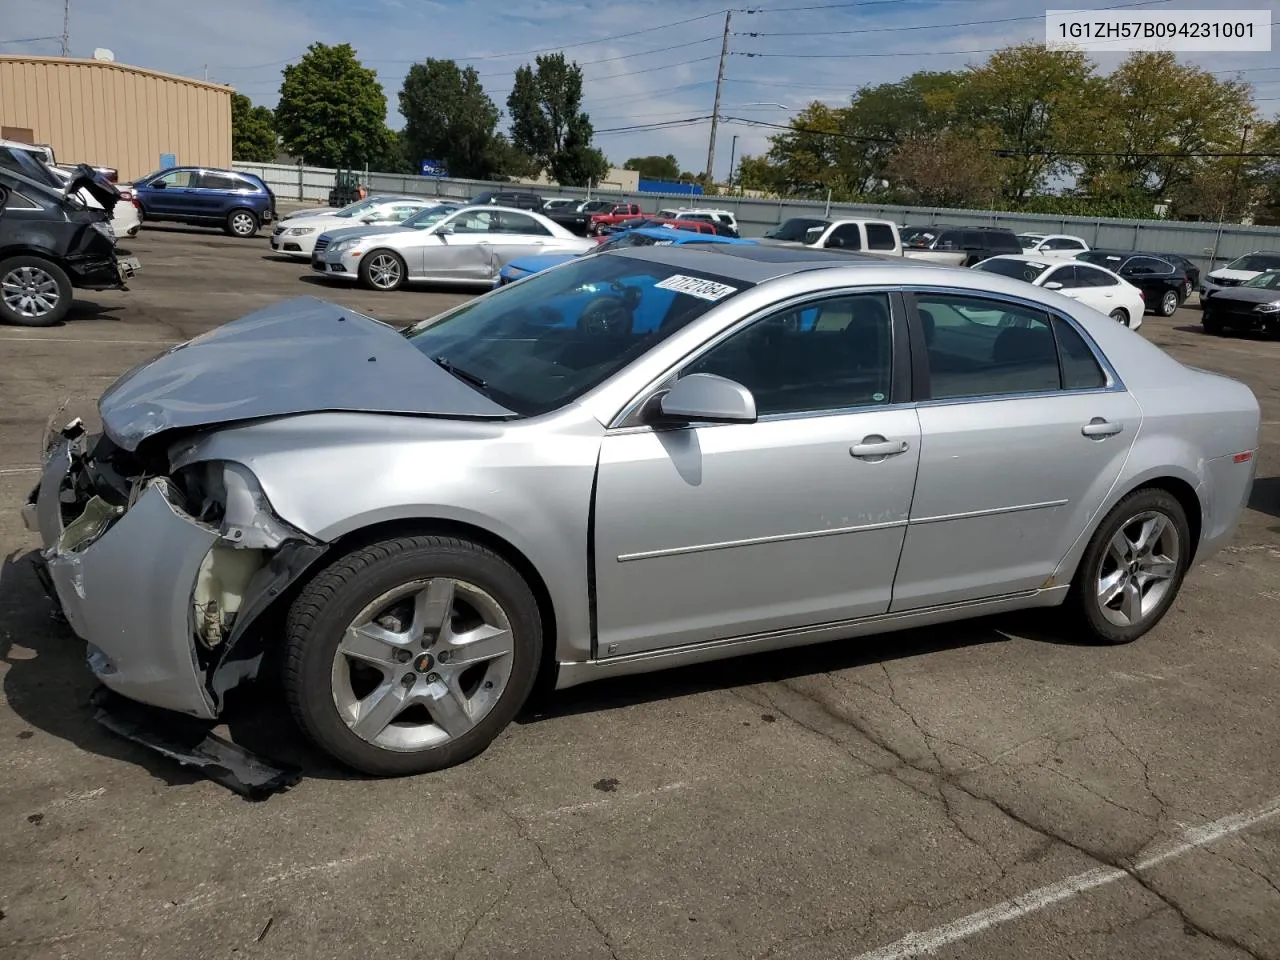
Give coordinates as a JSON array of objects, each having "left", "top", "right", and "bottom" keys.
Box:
[{"left": 609, "top": 242, "right": 947, "bottom": 283}]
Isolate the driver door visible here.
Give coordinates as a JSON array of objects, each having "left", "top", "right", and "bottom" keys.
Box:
[{"left": 423, "top": 209, "right": 501, "bottom": 281}]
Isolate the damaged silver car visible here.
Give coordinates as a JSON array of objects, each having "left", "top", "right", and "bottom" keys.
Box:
[{"left": 24, "top": 245, "right": 1260, "bottom": 776}]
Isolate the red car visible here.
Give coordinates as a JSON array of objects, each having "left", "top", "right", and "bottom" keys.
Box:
[{"left": 587, "top": 203, "right": 644, "bottom": 235}]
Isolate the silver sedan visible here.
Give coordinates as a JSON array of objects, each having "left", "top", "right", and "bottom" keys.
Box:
[
  {"left": 23, "top": 246, "right": 1261, "bottom": 776},
  {"left": 311, "top": 204, "right": 594, "bottom": 290}
]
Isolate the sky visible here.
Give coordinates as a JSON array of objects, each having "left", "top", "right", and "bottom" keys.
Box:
[{"left": 3, "top": 0, "right": 1279, "bottom": 179}]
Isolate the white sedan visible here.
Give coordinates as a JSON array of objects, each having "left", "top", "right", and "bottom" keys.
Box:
[
  {"left": 270, "top": 196, "right": 442, "bottom": 259},
  {"left": 1017, "top": 233, "right": 1090, "bottom": 258},
  {"left": 311, "top": 205, "right": 595, "bottom": 290},
  {"left": 972, "top": 254, "right": 1145, "bottom": 330}
]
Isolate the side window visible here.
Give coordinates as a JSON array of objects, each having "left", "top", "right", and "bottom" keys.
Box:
[
  {"left": 1054, "top": 318, "right": 1107, "bottom": 390},
  {"left": 450, "top": 211, "right": 495, "bottom": 233},
  {"left": 197, "top": 171, "right": 240, "bottom": 190},
  {"left": 496, "top": 211, "right": 550, "bottom": 235},
  {"left": 234, "top": 175, "right": 263, "bottom": 192},
  {"left": 3, "top": 189, "right": 39, "bottom": 209},
  {"left": 914, "top": 293, "right": 1059, "bottom": 400},
  {"left": 153, "top": 169, "right": 195, "bottom": 188},
  {"left": 937, "top": 231, "right": 962, "bottom": 250},
  {"left": 390, "top": 204, "right": 423, "bottom": 221},
  {"left": 962, "top": 231, "right": 983, "bottom": 249},
  {"left": 682, "top": 293, "right": 893, "bottom": 416},
  {"left": 1056, "top": 238, "right": 1086, "bottom": 251},
  {"left": 826, "top": 224, "right": 862, "bottom": 250},
  {"left": 865, "top": 222, "right": 896, "bottom": 250},
  {"left": 987, "top": 232, "right": 1022, "bottom": 254},
  {"left": 1076, "top": 265, "right": 1118, "bottom": 287},
  {"left": 1125, "top": 256, "right": 1166, "bottom": 275},
  {"left": 1046, "top": 265, "right": 1078, "bottom": 287}
]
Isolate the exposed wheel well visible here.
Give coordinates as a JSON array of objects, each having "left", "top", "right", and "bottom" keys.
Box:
[{"left": 1134, "top": 476, "right": 1202, "bottom": 561}]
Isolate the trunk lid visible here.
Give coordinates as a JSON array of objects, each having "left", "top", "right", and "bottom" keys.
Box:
[
  {"left": 98, "top": 297, "right": 515, "bottom": 451},
  {"left": 63, "top": 163, "right": 120, "bottom": 216}
]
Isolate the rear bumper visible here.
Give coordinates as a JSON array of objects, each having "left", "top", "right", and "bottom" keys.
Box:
[{"left": 66, "top": 255, "right": 129, "bottom": 290}]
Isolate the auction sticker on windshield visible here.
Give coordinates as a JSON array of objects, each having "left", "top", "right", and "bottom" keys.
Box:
[{"left": 655, "top": 275, "right": 738, "bottom": 301}]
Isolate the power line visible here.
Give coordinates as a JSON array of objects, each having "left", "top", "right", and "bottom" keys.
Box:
[
  {"left": 475, "top": 36, "right": 718, "bottom": 76},
  {"left": 0, "top": 35, "right": 61, "bottom": 45}
]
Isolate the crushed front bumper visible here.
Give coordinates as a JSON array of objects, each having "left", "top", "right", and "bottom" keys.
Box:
[{"left": 25, "top": 440, "right": 219, "bottom": 719}]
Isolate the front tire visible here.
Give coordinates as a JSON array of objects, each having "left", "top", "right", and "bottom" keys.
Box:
[
  {"left": 1158, "top": 289, "right": 1180, "bottom": 317},
  {"left": 358, "top": 249, "right": 406, "bottom": 291},
  {"left": 1068, "top": 488, "right": 1190, "bottom": 645},
  {"left": 284, "top": 535, "right": 542, "bottom": 776},
  {"left": 1109, "top": 308, "right": 1130, "bottom": 326},
  {"left": 0, "top": 255, "right": 73, "bottom": 327},
  {"left": 225, "top": 208, "right": 259, "bottom": 238}
]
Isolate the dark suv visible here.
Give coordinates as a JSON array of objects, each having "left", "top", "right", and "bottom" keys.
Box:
[
  {"left": 468, "top": 190, "right": 545, "bottom": 211},
  {"left": 132, "top": 166, "right": 276, "bottom": 237}
]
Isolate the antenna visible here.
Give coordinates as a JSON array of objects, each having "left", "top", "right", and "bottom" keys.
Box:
[{"left": 60, "top": 0, "right": 70, "bottom": 56}]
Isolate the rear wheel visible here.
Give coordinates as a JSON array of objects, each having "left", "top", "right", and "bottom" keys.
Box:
[
  {"left": 224, "top": 208, "right": 259, "bottom": 238},
  {"left": 1068, "top": 488, "right": 1190, "bottom": 645},
  {"left": 1158, "top": 289, "right": 1180, "bottom": 317},
  {"left": 0, "top": 256, "right": 73, "bottom": 327},
  {"left": 284, "top": 535, "right": 542, "bottom": 776},
  {"left": 1109, "top": 308, "right": 1130, "bottom": 326},
  {"left": 358, "top": 250, "right": 406, "bottom": 291}
]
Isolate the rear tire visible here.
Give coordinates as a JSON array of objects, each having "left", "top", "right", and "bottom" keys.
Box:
[
  {"left": 0, "top": 255, "right": 73, "bottom": 327},
  {"left": 284, "top": 535, "right": 542, "bottom": 776},
  {"left": 1109, "top": 308, "right": 1130, "bottom": 327},
  {"left": 224, "top": 208, "right": 259, "bottom": 238},
  {"left": 1158, "top": 289, "right": 1180, "bottom": 317},
  {"left": 1067, "top": 488, "right": 1191, "bottom": 645}
]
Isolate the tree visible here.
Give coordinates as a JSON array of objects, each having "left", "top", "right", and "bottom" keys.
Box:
[
  {"left": 231, "top": 93, "right": 277, "bottom": 162},
  {"left": 756, "top": 102, "right": 861, "bottom": 198},
  {"left": 1079, "top": 52, "right": 1255, "bottom": 204},
  {"left": 624, "top": 154, "right": 681, "bottom": 180},
  {"left": 368, "top": 127, "right": 414, "bottom": 175},
  {"left": 958, "top": 43, "right": 1103, "bottom": 198},
  {"left": 399, "top": 59, "right": 517, "bottom": 180},
  {"left": 275, "top": 43, "right": 389, "bottom": 167},
  {"left": 507, "top": 53, "right": 608, "bottom": 186},
  {"left": 886, "top": 129, "right": 1005, "bottom": 208}
]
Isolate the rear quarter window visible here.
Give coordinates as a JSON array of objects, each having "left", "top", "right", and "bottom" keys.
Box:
[
  {"left": 865, "top": 223, "right": 897, "bottom": 250},
  {"left": 986, "top": 231, "right": 1023, "bottom": 253}
]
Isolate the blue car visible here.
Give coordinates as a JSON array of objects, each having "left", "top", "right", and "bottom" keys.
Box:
[
  {"left": 131, "top": 166, "right": 276, "bottom": 238},
  {"left": 496, "top": 226, "right": 753, "bottom": 286}
]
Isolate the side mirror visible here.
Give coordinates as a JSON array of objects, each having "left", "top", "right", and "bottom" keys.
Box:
[
  {"left": 435, "top": 222, "right": 455, "bottom": 235},
  {"left": 1043, "top": 281, "right": 1064, "bottom": 290},
  {"left": 654, "top": 373, "right": 757, "bottom": 425},
  {"left": 150, "top": 180, "right": 166, "bottom": 189}
]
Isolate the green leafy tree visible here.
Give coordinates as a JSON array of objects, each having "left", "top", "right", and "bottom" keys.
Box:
[
  {"left": 399, "top": 59, "right": 521, "bottom": 180},
  {"left": 275, "top": 43, "right": 389, "bottom": 167},
  {"left": 624, "top": 154, "right": 681, "bottom": 180},
  {"left": 959, "top": 43, "right": 1103, "bottom": 198},
  {"left": 887, "top": 129, "right": 1005, "bottom": 208},
  {"left": 231, "top": 93, "right": 277, "bottom": 162},
  {"left": 507, "top": 53, "right": 608, "bottom": 186}
]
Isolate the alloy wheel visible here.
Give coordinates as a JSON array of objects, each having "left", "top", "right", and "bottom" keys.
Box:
[
  {"left": 1161, "top": 290, "right": 1179, "bottom": 316},
  {"left": 1094, "top": 510, "right": 1181, "bottom": 628},
  {"left": 231, "top": 211, "right": 256, "bottom": 236},
  {"left": 330, "top": 578, "right": 515, "bottom": 751},
  {"left": 1, "top": 265, "right": 60, "bottom": 319},
  {"left": 368, "top": 254, "right": 402, "bottom": 289},
  {"left": 1109, "top": 309, "right": 1129, "bottom": 326}
]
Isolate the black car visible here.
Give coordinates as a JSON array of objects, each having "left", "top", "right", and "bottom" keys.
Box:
[
  {"left": 0, "top": 165, "right": 136, "bottom": 327},
  {"left": 1077, "top": 250, "right": 1192, "bottom": 317},
  {"left": 1200, "top": 269, "right": 1280, "bottom": 336},
  {"left": 468, "top": 190, "right": 545, "bottom": 211}
]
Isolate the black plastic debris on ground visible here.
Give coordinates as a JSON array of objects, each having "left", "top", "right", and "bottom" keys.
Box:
[{"left": 91, "top": 687, "right": 302, "bottom": 800}]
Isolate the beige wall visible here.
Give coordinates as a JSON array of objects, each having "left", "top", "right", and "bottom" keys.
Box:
[{"left": 0, "top": 56, "right": 231, "bottom": 181}]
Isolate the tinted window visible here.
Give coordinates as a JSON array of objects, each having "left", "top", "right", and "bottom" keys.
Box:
[
  {"left": 766, "top": 218, "right": 829, "bottom": 241},
  {"left": 495, "top": 211, "right": 550, "bottom": 235},
  {"left": 985, "top": 231, "right": 1023, "bottom": 253},
  {"left": 683, "top": 293, "right": 893, "bottom": 415},
  {"left": 938, "top": 231, "right": 962, "bottom": 249},
  {"left": 1124, "top": 256, "right": 1170, "bottom": 275},
  {"left": 1078, "top": 252, "right": 1126, "bottom": 270},
  {"left": 827, "top": 224, "right": 862, "bottom": 250},
  {"left": 1227, "top": 253, "right": 1280, "bottom": 272},
  {"left": 2, "top": 189, "right": 39, "bottom": 209},
  {"left": 914, "top": 294, "right": 1059, "bottom": 399},
  {"left": 974, "top": 258, "right": 1052, "bottom": 283},
  {"left": 448, "top": 210, "right": 497, "bottom": 233},
  {"left": 1054, "top": 318, "right": 1106, "bottom": 390},
  {"left": 962, "top": 232, "right": 983, "bottom": 249},
  {"left": 866, "top": 222, "right": 897, "bottom": 250},
  {"left": 197, "top": 171, "right": 240, "bottom": 190},
  {"left": 1044, "top": 264, "right": 1078, "bottom": 287},
  {"left": 1074, "top": 264, "right": 1118, "bottom": 287},
  {"left": 405, "top": 255, "right": 752, "bottom": 416}
]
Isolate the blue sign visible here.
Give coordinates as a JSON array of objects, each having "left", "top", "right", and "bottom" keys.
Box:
[
  {"left": 419, "top": 159, "right": 447, "bottom": 178},
  {"left": 159, "top": 153, "right": 177, "bottom": 169},
  {"left": 638, "top": 178, "right": 702, "bottom": 195}
]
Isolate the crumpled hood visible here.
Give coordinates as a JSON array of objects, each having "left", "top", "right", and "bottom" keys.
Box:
[
  {"left": 1208, "top": 268, "right": 1261, "bottom": 282},
  {"left": 98, "top": 297, "right": 514, "bottom": 451}
]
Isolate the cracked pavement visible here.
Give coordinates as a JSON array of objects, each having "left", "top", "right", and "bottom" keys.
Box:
[{"left": 1, "top": 224, "right": 1279, "bottom": 959}]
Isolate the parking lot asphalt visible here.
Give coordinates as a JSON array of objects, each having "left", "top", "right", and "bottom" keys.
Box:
[{"left": 1, "top": 225, "right": 1279, "bottom": 960}]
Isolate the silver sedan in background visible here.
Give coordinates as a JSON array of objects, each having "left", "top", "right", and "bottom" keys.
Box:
[
  {"left": 311, "top": 204, "right": 594, "bottom": 290},
  {"left": 23, "top": 246, "right": 1260, "bottom": 776}
]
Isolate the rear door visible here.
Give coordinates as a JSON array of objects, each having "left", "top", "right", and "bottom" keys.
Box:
[
  {"left": 194, "top": 170, "right": 243, "bottom": 219},
  {"left": 893, "top": 290, "right": 1139, "bottom": 610}
]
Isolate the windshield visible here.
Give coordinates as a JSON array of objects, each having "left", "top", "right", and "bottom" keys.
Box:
[
  {"left": 1077, "top": 252, "right": 1125, "bottom": 269},
  {"left": 1227, "top": 254, "right": 1280, "bottom": 272},
  {"left": 403, "top": 254, "right": 752, "bottom": 416},
  {"left": 334, "top": 197, "right": 386, "bottom": 219},
  {"left": 1018, "top": 235, "right": 1044, "bottom": 249},
  {"left": 580, "top": 200, "right": 612, "bottom": 212},
  {"left": 595, "top": 232, "right": 676, "bottom": 252},
  {"left": 901, "top": 226, "right": 941, "bottom": 248},
  {"left": 766, "top": 218, "right": 828, "bottom": 241},
  {"left": 1241, "top": 270, "right": 1280, "bottom": 289},
  {"left": 974, "top": 258, "right": 1051, "bottom": 283},
  {"left": 401, "top": 205, "right": 457, "bottom": 229}
]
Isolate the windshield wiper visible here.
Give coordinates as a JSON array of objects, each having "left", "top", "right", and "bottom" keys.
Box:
[{"left": 432, "top": 356, "right": 488, "bottom": 391}]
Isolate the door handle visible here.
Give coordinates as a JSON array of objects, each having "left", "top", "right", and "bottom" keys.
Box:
[
  {"left": 1082, "top": 418, "right": 1123, "bottom": 438},
  {"left": 850, "top": 436, "right": 909, "bottom": 459}
]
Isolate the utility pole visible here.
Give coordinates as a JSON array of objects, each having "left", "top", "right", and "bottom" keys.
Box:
[
  {"left": 1211, "top": 124, "right": 1251, "bottom": 267},
  {"left": 60, "top": 0, "right": 70, "bottom": 56},
  {"left": 704, "top": 9, "right": 732, "bottom": 185},
  {"left": 727, "top": 135, "right": 739, "bottom": 192}
]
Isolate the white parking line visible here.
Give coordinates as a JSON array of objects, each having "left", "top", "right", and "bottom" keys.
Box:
[
  {"left": 0, "top": 337, "right": 176, "bottom": 345},
  {"left": 852, "top": 794, "right": 1280, "bottom": 960},
  {"left": 0, "top": 466, "right": 40, "bottom": 476}
]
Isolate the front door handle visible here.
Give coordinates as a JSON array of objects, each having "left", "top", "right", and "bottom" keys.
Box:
[
  {"left": 851, "top": 436, "right": 909, "bottom": 459},
  {"left": 1082, "top": 418, "right": 1123, "bottom": 438}
]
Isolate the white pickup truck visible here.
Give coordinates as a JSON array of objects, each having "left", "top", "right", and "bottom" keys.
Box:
[{"left": 761, "top": 217, "right": 903, "bottom": 256}]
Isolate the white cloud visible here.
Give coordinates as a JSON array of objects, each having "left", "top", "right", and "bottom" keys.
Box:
[{"left": 3, "top": 0, "right": 1276, "bottom": 175}]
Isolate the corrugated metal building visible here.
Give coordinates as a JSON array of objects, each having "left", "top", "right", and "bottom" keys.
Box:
[{"left": 0, "top": 55, "right": 232, "bottom": 181}]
